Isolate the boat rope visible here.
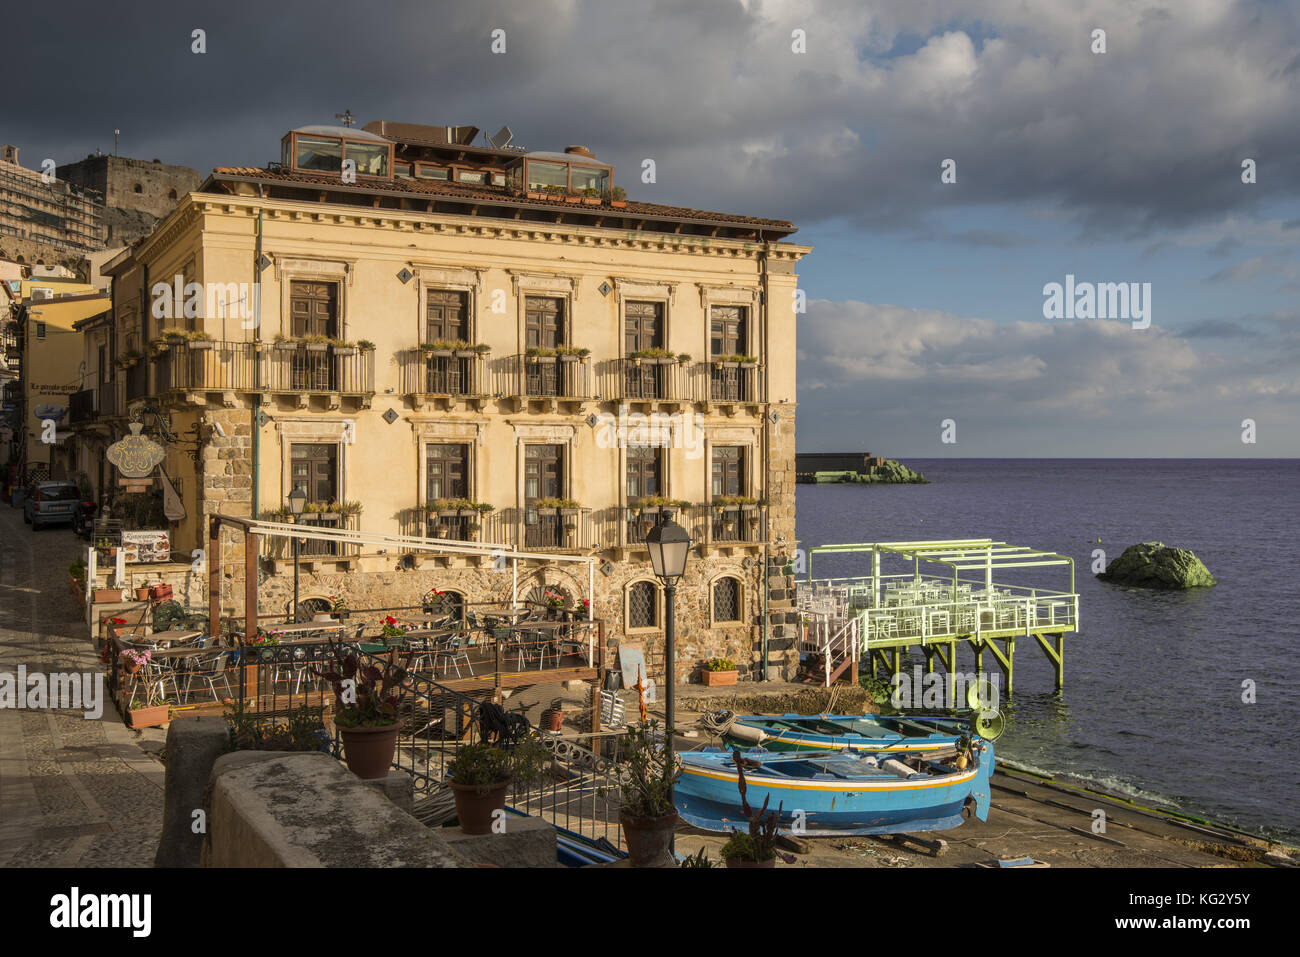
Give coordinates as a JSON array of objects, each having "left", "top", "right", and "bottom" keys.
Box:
[{"left": 701, "top": 709, "right": 736, "bottom": 736}]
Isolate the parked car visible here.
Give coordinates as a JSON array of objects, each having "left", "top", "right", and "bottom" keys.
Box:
[{"left": 23, "top": 481, "right": 85, "bottom": 530}]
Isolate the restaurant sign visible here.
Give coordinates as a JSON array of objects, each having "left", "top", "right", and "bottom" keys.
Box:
[{"left": 106, "top": 422, "right": 166, "bottom": 479}]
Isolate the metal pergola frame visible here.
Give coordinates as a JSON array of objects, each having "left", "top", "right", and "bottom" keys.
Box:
[
  {"left": 807, "top": 538, "right": 1075, "bottom": 605},
  {"left": 205, "top": 513, "right": 597, "bottom": 642}
]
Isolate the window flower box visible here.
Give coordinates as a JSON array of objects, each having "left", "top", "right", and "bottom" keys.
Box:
[
  {"left": 455, "top": 349, "right": 476, "bottom": 358},
  {"left": 94, "top": 588, "right": 125, "bottom": 603},
  {"left": 303, "top": 341, "right": 329, "bottom": 353},
  {"left": 273, "top": 340, "right": 297, "bottom": 352},
  {"left": 188, "top": 339, "right": 214, "bottom": 351},
  {"left": 333, "top": 344, "right": 358, "bottom": 356}
]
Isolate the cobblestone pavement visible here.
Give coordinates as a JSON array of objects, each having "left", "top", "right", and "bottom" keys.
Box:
[{"left": 0, "top": 505, "right": 165, "bottom": 868}]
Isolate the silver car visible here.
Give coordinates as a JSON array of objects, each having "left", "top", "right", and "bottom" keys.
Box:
[{"left": 23, "top": 481, "right": 82, "bottom": 530}]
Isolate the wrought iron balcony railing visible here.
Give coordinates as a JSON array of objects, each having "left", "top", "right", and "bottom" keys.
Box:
[
  {"left": 152, "top": 341, "right": 259, "bottom": 393},
  {"left": 501, "top": 354, "right": 592, "bottom": 401},
  {"left": 398, "top": 349, "right": 489, "bottom": 398},
  {"left": 266, "top": 344, "right": 374, "bottom": 396}
]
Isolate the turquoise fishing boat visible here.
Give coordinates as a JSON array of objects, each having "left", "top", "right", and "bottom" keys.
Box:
[
  {"left": 721, "top": 712, "right": 967, "bottom": 753},
  {"left": 675, "top": 741, "right": 993, "bottom": 836}
]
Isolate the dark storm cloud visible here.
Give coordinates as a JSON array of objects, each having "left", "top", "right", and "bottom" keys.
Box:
[{"left": 3, "top": 0, "right": 1296, "bottom": 240}]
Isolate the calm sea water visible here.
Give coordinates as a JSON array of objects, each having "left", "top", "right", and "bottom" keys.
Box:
[{"left": 795, "top": 459, "right": 1300, "bottom": 844}]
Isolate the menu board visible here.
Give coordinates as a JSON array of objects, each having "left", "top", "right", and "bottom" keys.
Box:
[{"left": 120, "top": 530, "right": 171, "bottom": 564}]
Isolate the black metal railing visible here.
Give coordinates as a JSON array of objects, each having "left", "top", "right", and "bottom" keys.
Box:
[
  {"left": 69, "top": 388, "right": 95, "bottom": 424},
  {"left": 399, "top": 349, "right": 488, "bottom": 397},
  {"left": 703, "top": 360, "right": 760, "bottom": 403},
  {"left": 266, "top": 345, "right": 374, "bottom": 395},
  {"left": 153, "top": 340, "right": 259, "bottom": 392},
  {"left": 705, "top": 504, "right": 767, "bottom": 544},
  {"left": 501, "top": 354, "right": 591, "bottom": 400},
  {"left": 261, "top": 513, "right": 362, "bottom": 559},
  {"left": 611, "top": 357, "right": 690, "bottom": 402}
]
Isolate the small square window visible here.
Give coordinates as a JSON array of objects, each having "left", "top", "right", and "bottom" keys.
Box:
[{"left": 457, "top": 170, "right": 485, "bottom": 184}]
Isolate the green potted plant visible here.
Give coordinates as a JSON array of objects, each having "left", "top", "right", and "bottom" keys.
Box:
[
  {"left": 313, "top": 638, "right": 413, "bottom": 779},
  {"left": 448, "top": 721, "right": 549, "bottom": 834},
  {"left": 610, "top": 186, "right": 628, "bottom": 208},
  {"left": 720, "top": 749, "right": 797, "bottom": 868},
  {"left": 702, "top": 657, "right": 738, "bottom": 687},
  {"left": 301, "top": 333, "right": 331, "bottom": 352},
  {"left": 126, "top": 688, "right": 171, "bottom": 729},
  {"left": 610, "top": 721, "right": 680, "bottom": 867},
  {"left": 356, "top": 339, "right": 376, "bottom": 352}
]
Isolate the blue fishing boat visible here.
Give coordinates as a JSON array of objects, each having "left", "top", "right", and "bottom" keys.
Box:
[
  {"left": 721, "top": 711, "right": 967, "bottom": 753},
  {"left": 675, "top": 741, "right": 993, "bottom": 836}
]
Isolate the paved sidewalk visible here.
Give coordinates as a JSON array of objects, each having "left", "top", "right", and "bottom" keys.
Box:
[{"left": 0, "top": 506, "right": 166, "bottom": 868}]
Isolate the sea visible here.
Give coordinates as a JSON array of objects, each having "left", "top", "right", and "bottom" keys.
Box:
[{"left": 795, "top": 458, "right": 1300, "bottom": 845}]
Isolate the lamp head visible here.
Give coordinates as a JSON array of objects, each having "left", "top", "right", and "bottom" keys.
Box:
[
  {"left": 646, "top": 508, "right": 691, "bottom": 582},
  {"left": 288, "top": 485, "right": 307, "bottom": 516}
]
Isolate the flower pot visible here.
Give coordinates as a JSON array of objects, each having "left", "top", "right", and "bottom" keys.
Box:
[
  {"left": 338, "top": 722, "right": 401, "bottom": 779},
  {"left": 618, "top": 809, "right": 678, "bottom": 867},
  {"left": 702, "top": 669, "right": 738, "bottom": 687},
  {"left": 303, "top": 342, "right": 329, "bottom": 352},
  {"left": 724, "top": 856, "right": 776, "bottom": 868},
  {"left": 94, "top": 588, "right": 124, "bottom": 603},
  {"left": 542, "top": 709, "right": 563, "bottom": 732},
  {"left": 127, "top": 704, "right": 171, "bottom": 729},
  {"left": 451, "top": 778, "right": 511, "bottom": 834},
  {"left": 188, "top": 340, "right": 214, "bottom": 351},
  {"left": 610, "top": 201, "right": 628, "bottom": 208},
  {"left": 134, "top": 586, "right": 150, "bottom": 601},
  {"left": 123, "top": 659, "right": 143, "bottom": 676}
]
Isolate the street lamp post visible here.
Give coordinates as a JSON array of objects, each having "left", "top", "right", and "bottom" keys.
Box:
[
  {"left": 288, "top": 485, "right": 306, "bottom": 622},
  {"left": 644, "top": 508, "right": 691, "bottom": 820}
]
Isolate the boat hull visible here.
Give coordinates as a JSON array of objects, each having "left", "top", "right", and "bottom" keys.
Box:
[{"left": 676, "top": 743, "right": 993, "bottom": 836}]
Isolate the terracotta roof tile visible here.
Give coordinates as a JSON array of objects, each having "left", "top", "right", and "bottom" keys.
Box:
[{"left": 206, "top": 167, "right": 794, "bottom": 231}]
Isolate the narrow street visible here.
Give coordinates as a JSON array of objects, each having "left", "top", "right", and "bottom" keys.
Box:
[{"left": 0, "top": 505, "right": 165, "bottom": 867}]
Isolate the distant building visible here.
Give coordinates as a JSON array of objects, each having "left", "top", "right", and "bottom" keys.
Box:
[
  {"left": 57, "top": 154, "right": 201, "bottom": 246},
  {"left": 0, "top": 145, "right": 106, "bottom": 255}
]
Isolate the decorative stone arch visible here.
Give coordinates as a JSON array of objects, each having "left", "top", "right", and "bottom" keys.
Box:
[
  {"left": 287, "top": 594, "right": 333, "bottom": 622},
  {"left": 707, "top": 571, "right": 748, "bottom": 629},
  {"left": 517, "top": 566, "right": 584, "bottom": 609},
  {"left": 623, "top": 576, "right": 663, "bottom": 634}
]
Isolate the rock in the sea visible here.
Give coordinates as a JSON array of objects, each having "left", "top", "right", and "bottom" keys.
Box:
[{"left": 1098, "top": 542, "right": 1216, "bottom": 589}]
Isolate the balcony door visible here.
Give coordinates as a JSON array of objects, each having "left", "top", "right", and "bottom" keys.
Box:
[
  {"left": 291, "top": 444, "right": 338, "bottom": 504},
  {"left": 625, "top": 301, "right": 664, "bottom": 398},
  {"left": 525, "top": 444, "right": 563, "bottom": 547},
  {"left": 426, "top": 290, "right": 467, "bottom": 343},
  {"left": 525, "top": 296, "right": 564, "bottom": 349},
  {"left": 712, "top": 446, "right": 744, "bottom": 497},
  {"left": 290, "top": 281, "right": 339, "bottom": 338},
  {"left": 710, "top": 305, "right": 749, "bottom": 400},
  {"left": 426, "top": 443, "right": 468, "bottom": 501}
]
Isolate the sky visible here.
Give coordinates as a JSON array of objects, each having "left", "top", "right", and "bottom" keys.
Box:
[{"left": 6, "top": 0, "right": 1297, "bottom": 457}]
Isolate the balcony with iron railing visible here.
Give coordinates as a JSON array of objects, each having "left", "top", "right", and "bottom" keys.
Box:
[
  {"left": 695, "top": 359, "right": 761, "bottom": 406},
  {"left": 398, "top": 348, "right": 490, "bottom": 409},
  {"left": 266, "top": 343, "right": 374, "bottom": 403},
  {"left": 695, "top": 501, "right": 768, "bottom": 549},
  {"left": 260, "top": 512, "right": 362, "bottom": 564},
  {"left": 500, "top": 352, "right": 592, "bottom": 409},
  {"left": 606, "top": 356, "right": 693, "bottom": 406},
  {"left": 152, "top": 340, "right": 259, "bottom": 393}
]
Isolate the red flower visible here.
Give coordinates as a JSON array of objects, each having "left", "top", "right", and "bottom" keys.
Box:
[
  {"left": 110, "top": 617, "right": 127, "bottom": 625},
  {"left": 385, "top": 616, "right": 397, "bottom": 625}
]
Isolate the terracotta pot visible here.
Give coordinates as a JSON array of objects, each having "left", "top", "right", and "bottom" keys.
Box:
[
  {"left": 338, "top": 721, "right": 401, "bottom": 779},
  {"left": 724, "top": 855, "right": 776, "bottom": 868},
  {"left": 123, "top": 659, "right": 143, "bottom": 676},
  {"left": 450, "top": 779, "right": 511, "bottom": 835},
  {"left": 94, "top": 588, "right": 123, "bottom": 603},
  {"left": 134, "top": 587, "right": 151, "bottom": 601},
  {"left": 127, "top": 704, "right": 170, "bottom": 729},
  {"left": 542, "top": 709, "right": 563, "bottom": 732},
  {"left": 702, "top": 669, "right": 738, "bottom": 687},
  {"left": 619, "top": 809, "right": 678, "bottom": 867}
]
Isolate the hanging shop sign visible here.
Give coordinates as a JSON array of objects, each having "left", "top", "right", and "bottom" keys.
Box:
[{"left": 106, "top": 422, "right": 166, "bottom": 479}]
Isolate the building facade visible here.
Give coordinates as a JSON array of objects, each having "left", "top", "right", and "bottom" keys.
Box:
[
  {"left": 84, "top": 121, "right": 809, "bottom": 684},
  {"left": 1, "top": 145, "right": 106, "bottom": 256},
  {"left": 58, "top": 154, "right": 202, "bottom": 247}
]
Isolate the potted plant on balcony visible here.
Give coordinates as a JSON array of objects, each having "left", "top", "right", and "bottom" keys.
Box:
[
  {"left": 555, "top": 345, "right": 589, "bottom": 362},
  {"left": 421, "top": 340, "right": 455, "bottom": 358},
  {"left": 187, "top": 330, "right": 214, "bottom": 351},
  {"left": 609, "top": 721, "right": 680, "bottom": 867},
  {"left": 356, "top": 339, "right": 376, "bottom": 353},
  {"left": 114, "top": 350, "right": 143, "bottom": 370},
  {"left": 272, "top": 333, "right": 297, "bottom": 353},
  {"left": 581, "top": 187, "right": 602, "bottom": 206},
  {"left": 313, "top": 637, "right": 413, "bottom": 779},
  {"left": 720, "top": 750, "right": 797, "bottom": 868},
  {"left": 701, "top": 657, "right": 738, "bottom": 686},
  {"left": 333, "top": 339, "right": 358, "bottom": 357},
  {"left": 301, "top": 334, "right": 331, "bottom": 353},
  {"left": 610, "top": 186, "right": 628, "bottom": 208},
  {"left": 676, "top": 353, "right": 692, "bottom": 365},
  {"left": 120, "top": 647, "right": 150, "bottom": 677}
]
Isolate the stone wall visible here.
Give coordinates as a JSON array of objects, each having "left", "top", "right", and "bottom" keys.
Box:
[{"left": 57, "top": 156, "right": 201, "bottom": 245}]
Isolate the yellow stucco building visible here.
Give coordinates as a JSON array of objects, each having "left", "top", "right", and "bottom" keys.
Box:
[{"left": 83, "top": 120, "right": 810, "bottom": 683}]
